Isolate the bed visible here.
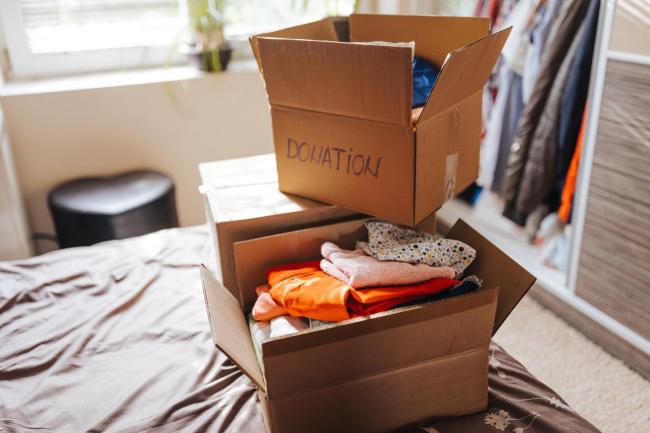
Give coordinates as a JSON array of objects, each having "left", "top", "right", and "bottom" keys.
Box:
[{"left": 0, "top": 226, "right": 600, "bottom": 433}]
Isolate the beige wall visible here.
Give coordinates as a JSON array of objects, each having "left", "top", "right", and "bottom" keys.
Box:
[{"left": 3, "top": 67, "right": 273, "bottom": 252}]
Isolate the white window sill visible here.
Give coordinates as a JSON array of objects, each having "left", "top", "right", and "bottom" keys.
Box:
[{"left": 0, "top": 59, "right": 259, "bottom": 97}]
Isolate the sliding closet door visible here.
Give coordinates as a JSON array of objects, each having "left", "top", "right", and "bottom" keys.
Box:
[{"left": 575, "top": 60, "right": 650, "bottom": 339}]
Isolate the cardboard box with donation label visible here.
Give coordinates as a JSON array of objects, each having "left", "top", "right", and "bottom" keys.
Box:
[
  {"left": 250, "top": 14, "right": 512, "bottom": 225},
  {"left": 201, "top": 217, "right": 535, "bottom": 433},
  {"left": 198, "top": 13, "right": 532, "bottom": 433}
]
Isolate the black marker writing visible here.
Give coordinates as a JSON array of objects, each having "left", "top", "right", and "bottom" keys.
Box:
[{"left": 286, "top": 138, "right": 383, "bottom": 178}]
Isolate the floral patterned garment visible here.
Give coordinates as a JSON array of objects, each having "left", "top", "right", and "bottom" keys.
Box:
[{"left": 357, "top": 220, "right": 477, "bottom": 277}]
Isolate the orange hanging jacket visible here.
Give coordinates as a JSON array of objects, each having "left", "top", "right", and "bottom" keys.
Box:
[{"left": 559, "top": 107, "right": 587, "bottom": 223}]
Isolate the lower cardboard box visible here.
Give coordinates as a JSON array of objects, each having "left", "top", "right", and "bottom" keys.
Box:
[
  {"left": 202, "top": 180, "right": 436, "bottom": 302},
  {"left": 201, "top": 218, "right": 535, "bottom": 433},
  {"left": 200, "top": 153, "right": 438, "bottom": 301},
  {"left": 202, "top": 182, "right": 359, "bottom": 298}
]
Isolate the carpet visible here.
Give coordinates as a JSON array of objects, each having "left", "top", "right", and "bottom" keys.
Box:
[{"left": 494, "top": 295, "right": 650, "bottom": 433}]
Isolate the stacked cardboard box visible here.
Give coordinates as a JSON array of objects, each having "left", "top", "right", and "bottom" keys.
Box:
[
  {"left": 199, "top": 154, "right": 437, "bottom": 299},
  {"left": 250, "top": 14, "right": 510, "bottom": 225},
  {"left": 200, "top": 14, "right": 532, "bottom": 433}
]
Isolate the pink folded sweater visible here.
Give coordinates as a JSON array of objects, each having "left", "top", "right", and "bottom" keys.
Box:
[
  {"left": 320, "top": 242, "right": 455, "bottom": 289},
  {"left": 252, "top": 284, "right": 288, "bottom": 321}
]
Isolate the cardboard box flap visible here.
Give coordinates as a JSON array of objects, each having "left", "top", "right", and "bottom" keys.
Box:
[
  {"left": 199, "top": 265, "right": 266, "bottom": 391},
  {"left": 233, "top": 218, "right": 368, "bottom": 309},
  {"left": 446, "top": 219, "right": 535, "bottom": 334},
  {"left": 263, "top": 286, "right": 498, "bottom": 358},
  {"left": 249, "top": 18, "right": 338, "bottom": 68},
  {"left": 257, "top": 37, "right": 412, "bottom": 125},
  {"left": 419, "top": 27, "right": 511, "bottom": 123},
  {"left": 349, "top": 14, "right": 490, "bottom": 66},
  {"left": 261, "top": 288, "right": 497, "bottom": 398}
]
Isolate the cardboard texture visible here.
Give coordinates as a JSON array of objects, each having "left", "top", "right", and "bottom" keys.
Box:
[
  {"left": 261, "top": 290, "right": 497, "bottom": 398},
  {"left": 250, "top": 18, "right": 338, "bottom": 69},
  {"left": 420, "top": 27, "right": 512, "bottom": 121},
  {"left": 252, "top": 15, "right": 511, "bottom": 226},
  {"left": 200, "top": 154, "right": 436, "bottom": 302},
  {"left": 199, "top": 154, "right": 361, "bottom": 297},
  {"left": 267, "top": 348, "right": 489, "bottom": 433},
  {"left": 349, "top": 14, "right": 491, "bottom": 66},
  {"left": 233, "top": 218, "right": 368, "bottom": 309},
  {"left": 201, "top": 218, "right": 535, "bottom": 433},
  {"left": 446, "top": 219, "right": 536, "bottom": 332},
  {"left": 200, "top": 266, "right": 265, "bottom": 390},
  {"left": 269, "top": 107, "right": 415, "bottom": 224},
  {"left": 258, "top": 37, "right": 413, "bottom": 125}
]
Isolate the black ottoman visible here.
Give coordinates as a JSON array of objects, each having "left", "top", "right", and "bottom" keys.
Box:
[{"left": 48, "top": 170, "right": 179, "bottom": 248}]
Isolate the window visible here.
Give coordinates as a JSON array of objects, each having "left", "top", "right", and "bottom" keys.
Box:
[
  {"left": 0, "top": 0, "right": 187, "bottom": 78},
  {"left": 223, "top": 0, "right": 355, "bottom": 37},
  {"left": 222, "top": 0, "right": 356, "bottom": 60},
  {"left": 0, "top": 0, "right": 357, "bottom": 79}
]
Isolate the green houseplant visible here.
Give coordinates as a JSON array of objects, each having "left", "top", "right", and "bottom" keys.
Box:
[{"left": 184, "top": 0, "right": 232, "bottom": 72}]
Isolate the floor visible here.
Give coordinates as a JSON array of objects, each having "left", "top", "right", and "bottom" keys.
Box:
[
  {"left": 438, "top": 194, "right": 566, "bottom": 289},
  {"left": 494, "top": 295, "right": 650, "bottom": 433}
]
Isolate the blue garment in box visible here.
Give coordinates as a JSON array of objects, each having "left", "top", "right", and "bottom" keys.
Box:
[{"left": 412, "top": 56, "right": 440, "bottom": 108}]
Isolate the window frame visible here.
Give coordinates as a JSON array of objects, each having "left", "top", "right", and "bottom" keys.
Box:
[
  {"left": 0, "top": 0, "right": 187, "bottom": 79},
  {"left": 0, "top": 0, "right": 366, "bottom": 80}
]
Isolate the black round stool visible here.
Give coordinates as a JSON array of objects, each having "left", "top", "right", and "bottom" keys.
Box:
[{"left": 48, "top": 170, "right": 179, "bottom": 248}]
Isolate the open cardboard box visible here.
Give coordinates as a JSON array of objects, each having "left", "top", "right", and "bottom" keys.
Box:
[
  {"left": 250, "top": 15, "right": 511, "bottom": 226},
  {"left": 199, "top": 154, "right": 360, "bottom": 297},
  {"left": 199, "top": 154, "right": 436, "bottom": 299},
  {"left": 201, "top": 218, "right": 535, "bottom": 433}
]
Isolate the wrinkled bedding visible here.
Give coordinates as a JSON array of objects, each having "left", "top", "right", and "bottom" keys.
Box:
[{"left": 0, "top": 226, "right": 600, "bottom": 432}]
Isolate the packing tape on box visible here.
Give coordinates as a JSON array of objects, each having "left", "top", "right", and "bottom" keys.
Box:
[
  {"left": 444, "top": 153, "right": 458, "bottom": 202},
  {"left": 443, "top": 107, "right": 461, "bottom": 201}
]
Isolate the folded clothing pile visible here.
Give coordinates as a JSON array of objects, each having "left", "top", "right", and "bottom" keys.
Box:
[{"left": 250, "top": 221, "right": 479, "bottom": 346}]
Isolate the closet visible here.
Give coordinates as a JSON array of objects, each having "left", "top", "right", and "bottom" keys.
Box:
[
  {"left": 439, "top": 0, "right": 650, "bottom": 377},
  {"left": 575, "top": 61, "right": 650, "bottom": 342}
]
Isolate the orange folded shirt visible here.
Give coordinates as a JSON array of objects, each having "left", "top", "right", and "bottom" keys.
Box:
[{"left": 267, "top": 261, "right": 460, "bottom": 322}]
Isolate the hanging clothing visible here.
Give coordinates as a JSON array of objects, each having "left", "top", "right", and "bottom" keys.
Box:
[
  {"left": 486, "top": 0, "right": 503, "bottom": 25},
  {"left": 478, "top": 0, "right": 536, "bottom": 189},
  {"left": 500, "top": 0, "right": 537, "bottom": 76},
  {"left": 475, "top": 0, "right": 488, "bottom": 17},
  {"left": 513, "top": 21, "right": 586, "bottom": 216},
  {"left": 490, "top": 70, "right": 525, "bottom": 193},
  {"left": 478, "top": 67, "right": 521, "bottom": 190},
  {"left": 522, "top": 0, "right": 562, "bottom": 103},
  {"left": 475, "top": 0, "right": 503, "bottom": 25},
  {"left": 511, "top": 0, "right": 599, "bottom": 216},
  {"left": 267, "top": 260, "right": 462, "bottom": 322},
  {"left": 559, "top": 108, "right": 587, "bottom": 223},
  {"left": 500, "top": 0, "right": 591, "bottom": 202},
  {"left": 480, "top": 0, "right": 519, "bottom": 142},
  {"left": 494, "top": 0, "right": 518, "bottom": 28},
  {"left": 536, "top": 214, "right": 570, "bottom": 272},
  {"left": 556, "top": 0, "right": 600, "bottom": 195}
]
